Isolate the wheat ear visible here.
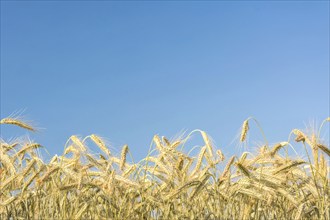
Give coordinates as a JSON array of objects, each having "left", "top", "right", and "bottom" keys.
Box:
[
  {"left": 317, "top": 144, "right": 330, "bottom": 157},
  {"left": 0, "top": 118, "right": 35, "bottom": 131},
  {"left": 90, "top": 134, "right": 111, "bottom": 156},
  {"left": 240, "top": 119, "right": 249, "bottom": 142},
  {"left": 120, "top": 145, "right": 129, "bottom": 171}
]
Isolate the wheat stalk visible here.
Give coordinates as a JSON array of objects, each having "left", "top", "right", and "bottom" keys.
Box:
[
  {"left": 191, "top": 146, "right": 207, "bottom": 176},
  {"left": 0, "top": 118, "right": 35, "bottom": 131},
  {"left": 70, "top": 136, "right": 86, "bottom": 151},
  {"left": 201, "top": 131, "right": 214, "bottom": 158},
  {"left": 90, "top": 134, "right": 111, "bottom": 156},
  {"left": 240, "top": 120, "right": 249, "bottom": 142},
  {"left": 120, "top": 145, "right": 129, "bottom": 171},
  {"left": 317, "top": 144, "right": 330, "bottom": 157}
]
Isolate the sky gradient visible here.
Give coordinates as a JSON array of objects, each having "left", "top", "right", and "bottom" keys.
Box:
[{"left": 1, "top": 1, "right": 329, "bottom": 160}]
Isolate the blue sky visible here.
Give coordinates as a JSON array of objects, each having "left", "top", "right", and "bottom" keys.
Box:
[{"left": 1, "top": 1, "right": 329, "bottom": 160}]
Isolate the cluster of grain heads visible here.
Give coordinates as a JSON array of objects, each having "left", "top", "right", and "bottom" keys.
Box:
[{"left": 0, "top": 116, "right": 329, "bottom": 219}]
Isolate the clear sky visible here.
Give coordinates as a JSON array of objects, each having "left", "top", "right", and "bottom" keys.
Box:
[{"left": 1, "top": 1, "right": 329, "bottom": 160}]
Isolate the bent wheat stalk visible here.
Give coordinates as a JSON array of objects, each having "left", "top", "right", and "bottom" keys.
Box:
[{"left": 0, "top": 118, "right": 35, "bottom": 131}]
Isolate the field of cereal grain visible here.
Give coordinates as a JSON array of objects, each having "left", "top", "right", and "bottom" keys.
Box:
[{"left": 0, "top": 117, "right": 329, "bottom": 219}]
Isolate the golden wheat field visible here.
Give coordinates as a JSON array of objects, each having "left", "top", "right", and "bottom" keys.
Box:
[{"left": 0, "top": 117, "right": 329, "bottom": 219}]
